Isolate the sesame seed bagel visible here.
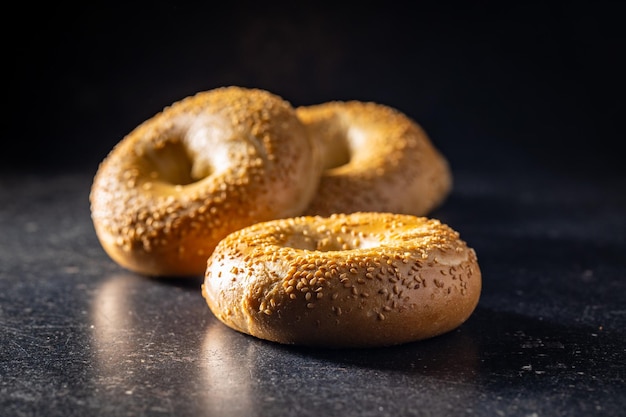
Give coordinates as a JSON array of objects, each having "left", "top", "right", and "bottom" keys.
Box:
[
  {"left": 90, "top": 86, "right": 321, "bottom": 277},
  {"left": 296, "top": 101, "right": 452, "bottom": 216},
  {"left": 202, "top": 212, "right": 481, "bottom": 348}
]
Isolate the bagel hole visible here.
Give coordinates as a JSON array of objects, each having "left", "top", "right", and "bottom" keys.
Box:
[
  {"left": 312, "top": 117, "right": 351, "bottom": 171},
  {"left": 322, "top": 136, "right": 351, "bottom": 171},
  {"left": 144, "top": 140, "right": 198, "bottom": 185},
  {"left": 284, "top": 233, "right": 380, "bottom": 252}
]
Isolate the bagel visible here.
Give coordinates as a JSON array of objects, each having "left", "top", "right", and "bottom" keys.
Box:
[
  {"left": 296, "top": 101, "right": 452, "bottom": 216},
  {"left": 202, "top": 212, "right": 481, "bottom": 348},
  {"left": 90, "top": 86, "right": 321, "bottom": 277}
]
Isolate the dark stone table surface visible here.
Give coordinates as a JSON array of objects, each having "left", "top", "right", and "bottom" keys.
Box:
[{"left": 1, "top": 167, "right": 624, "bottom": 417}]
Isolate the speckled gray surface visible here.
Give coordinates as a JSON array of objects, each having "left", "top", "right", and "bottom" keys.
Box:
[{"left": 1, "top": 171, "right": 624, "bottom": 417}]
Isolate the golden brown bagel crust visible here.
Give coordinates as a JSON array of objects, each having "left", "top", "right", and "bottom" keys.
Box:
[
  {"left": 90, "top": 87, "right": 321, "bottom": 277},
  {"left": 202, "top": 212, "right": 481, "bottom": 348},
  {"left": 297, "top": 101, "right": 452, "bottom": 216}
]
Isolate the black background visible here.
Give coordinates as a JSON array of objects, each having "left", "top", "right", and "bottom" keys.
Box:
[{"left": 6, "top": 2, "right": 625, "bottom": 178}]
